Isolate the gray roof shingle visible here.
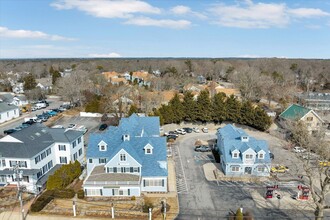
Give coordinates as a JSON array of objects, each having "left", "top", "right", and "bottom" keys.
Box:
[{"left": 0, "top": 124, "right": 82, "bottom": 159}]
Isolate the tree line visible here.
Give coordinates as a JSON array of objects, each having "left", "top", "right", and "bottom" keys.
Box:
[{"left": 152, "top": 90, "right": 272, "bottom": 131}]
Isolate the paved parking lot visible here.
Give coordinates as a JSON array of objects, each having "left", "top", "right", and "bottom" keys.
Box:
[
  {"left": 0, "top": 97, "right": 63, "bottom": 136},
  {"left": 166, "top": 126, "right": 319, "bottom": 220}
]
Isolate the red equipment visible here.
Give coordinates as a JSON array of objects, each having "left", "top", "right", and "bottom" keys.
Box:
[
  {"left": 266, "top": 185, "right": 279, "bottom": 199},
  {"left": 297, "top": 185, "right": 310, "bottom": 200}
]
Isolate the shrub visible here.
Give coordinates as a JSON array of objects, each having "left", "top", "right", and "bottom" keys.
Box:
[
  {"left": 53, "top": 189, "right": 75, "bottom": 199},
  {"left": 131, "top": 196, "right": 136, "bottom": 201},
  {"left": 77, "top": 189, "right": 85, "bottom": 199},
  {"left": 236, "top": 208, "right": 243, "bottom": 220},
  {"left": 142, "top": 198, "right": 154, "bottom": 213},
  {"left": 30, "top": 191, "right": 54, "bottom": 212},
  {"left": 47, "top": 161, "right": 82, "bottom": 190}
]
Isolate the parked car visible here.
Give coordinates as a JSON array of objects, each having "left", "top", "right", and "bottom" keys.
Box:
[
  {"left": 293, "top": 146, "right": 306, "bottom": 153},
  {"left": 99, "top": 124, "right": 108, "bottom": 131},
  {"left": 271, "top": 165, "right": 289, "bottom": 173},
  {"left": 31, "top": 106, "right": 37, "bottom": 111},
  {"left": 165, "top": 131, "right": 179, "bottom": 137},
  {"left": 166, "top": 135, "right": 177, "bottom": 141},
  {"left": 183, "top": 127, "right": 193, "bottom": 133},
  {"left": 4, "top": 129, "right": 17, "bottom": 135},
  {"left": 193, "top": 127, "right": 200, "bottom": 133},
  {"left": 202, "top": 127, "right": 208, "bottom": 133},
  {"left": 46, "top": 110, "right": 57, "bottom": 116},
  {"left": 21, "top": 123, "right": 30, "bottom": 128},
  {"left": 68, "top": 123, "right": 76, "bottom": 129},
  {"left": 195, "top": 145, "right": 211, "bottom": 152},
  {"left": 175, "top": 128, "right": 186, "bottom": 135},
  {"left": 76, "top": 125, "right": 88, "bottom": 134},
  {"left": 319, "top": 161, "right": 330, "bottom": 167}
]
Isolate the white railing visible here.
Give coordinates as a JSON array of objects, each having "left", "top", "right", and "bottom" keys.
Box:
[{"left": 84, "top": 180, "right": 140, "bottom": 185}]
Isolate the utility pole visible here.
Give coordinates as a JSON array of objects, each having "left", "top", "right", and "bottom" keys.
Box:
[{"left": 14, "top": 164, "right": 24, "bottom": 220}]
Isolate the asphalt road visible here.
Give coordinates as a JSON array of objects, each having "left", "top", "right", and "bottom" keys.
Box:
[
  {"left": 0, "top": 97, "right": 63, "bottom": 136},
  {"left": 173, "top": 132, "right": 318, "bottom": 220}
]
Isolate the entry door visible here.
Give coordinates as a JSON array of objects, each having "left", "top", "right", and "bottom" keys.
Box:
[{"left": 245, "top": 167, "right": 252, "bottom": 174}]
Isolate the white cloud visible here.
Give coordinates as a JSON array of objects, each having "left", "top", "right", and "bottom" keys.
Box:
[
  {"left": 209, "top": 1, "right": 329, "bottom": 28},
  {"left": 288, "top": 8, "right": 329, "bottom": 18},
  {"left": 171, "top": 5, "right": 191, "bottom": 15},
  {"left": 51, "top": 0, "right": 161, "bottom": 18},
  {"left": 0, "top": 26, "right": 76, "bottom": 41},
  {"left": 210, "top": 2, "right": 289, "bottom": 28},
  {"left": 124, "top": 17, "right": 191, "bottom": 29},
  {"left": 88, "top": 52, "right": 122, "bottom": 58},
  {"left": 171, "top": 5, "right": 207, "bottom": 19}
]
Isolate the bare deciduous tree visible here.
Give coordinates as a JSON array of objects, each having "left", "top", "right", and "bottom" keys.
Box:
[
  {"left": 288, "top": 121, "right": 330, "bottom": 220},
  {"left": 55, "top": 70, "right": 93, "bottom": 105}
]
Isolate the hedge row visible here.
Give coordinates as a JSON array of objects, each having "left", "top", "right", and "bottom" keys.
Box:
[{"left": 30, "top": 189, "right": 75, "bottom": 212}]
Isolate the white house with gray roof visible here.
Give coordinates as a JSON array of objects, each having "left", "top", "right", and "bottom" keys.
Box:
[
  {"left": 0, "top": 102, "right": 19, "bottom": 123},
  {"left": 0, "top": 124, "right": 84, "bottom": 193}
]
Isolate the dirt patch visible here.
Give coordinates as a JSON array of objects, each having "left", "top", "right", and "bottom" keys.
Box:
[{"left": 0, "top": 188, "right": 34, "bottom": 212}]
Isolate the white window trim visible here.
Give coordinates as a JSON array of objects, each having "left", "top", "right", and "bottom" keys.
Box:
[
  {"left": 231, "top": 166, "right": 240, "bottom": 172},
  {"left": 120, "top": 153, "right": 126, "bottom": 161},
  {"left": 98, "top": 141, "right": 107, "bottom": 151},
  {"left": 245, "top": 154, "right": 253, "bottom": 159}
]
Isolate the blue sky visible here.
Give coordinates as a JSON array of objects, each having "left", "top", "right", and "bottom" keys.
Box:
[{"left": 0, "top": 0, "right": 330, "bottom": 58}]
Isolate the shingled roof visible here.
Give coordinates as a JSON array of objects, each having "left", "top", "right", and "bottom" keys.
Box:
[{"left": 87, "top": 114, "right": 167, "bottom": 177}]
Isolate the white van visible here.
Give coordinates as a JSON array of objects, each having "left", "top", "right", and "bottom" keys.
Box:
[{"left": 35, "top": 102, "right": 46, "bottom": 109}]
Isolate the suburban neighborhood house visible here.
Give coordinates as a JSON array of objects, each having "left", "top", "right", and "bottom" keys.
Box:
[
  {"left": 84, "top": 114, "right": 168, "bottom": 197},
  {"left": 217, "top": 124, "right": 271, "bottom": 177},
  {"left": 0, "top": 124, "right": 84, "bottom": 193},
  {"left": 297, "top": 92, "right": 330, "bottom": 111},
  {"left": 279, "top": 104, "right": 324, "bottom": 134},
  {"left": 0, "top": 102, "right": 19, "bottom": 123}
]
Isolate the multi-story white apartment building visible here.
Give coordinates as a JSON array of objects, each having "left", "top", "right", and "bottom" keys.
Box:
[{"left": 0, "top": 124, "right": 84, "bottom": 193}]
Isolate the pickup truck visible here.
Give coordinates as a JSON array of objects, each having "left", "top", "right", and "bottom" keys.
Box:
[{"left": 24, "top": 117, "right": 37, "bottom": 122}]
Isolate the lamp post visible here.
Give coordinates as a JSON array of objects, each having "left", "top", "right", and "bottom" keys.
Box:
[{"left": 14, "top": 164, "right": 24, "bottom": 220}]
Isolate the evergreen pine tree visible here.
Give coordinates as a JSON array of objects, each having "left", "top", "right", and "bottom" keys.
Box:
[
  {"left": 226, "top": 95, "right": 241, "bottom": 123},
  {"left": 182, "top": 91, "right": 197, "bottom": 122},
  {"left": 211, "top": 92, "right": 227, "bottom": 123},
  {"left": 169, "top": 93, "right": 184, "bottom": 123},
  {"left": 128, "top": 104, "right": 138, "bottom": 116},
  {"left": 240, "top": 101, "right": 255, "bottom": 126},
  {"left": 196, "top": 90, "right": 212, "bottom": 122}
]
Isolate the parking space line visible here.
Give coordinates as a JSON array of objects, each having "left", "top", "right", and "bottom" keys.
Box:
[{"left": 176, "top": 144, "right": 188, "bottom": 193}]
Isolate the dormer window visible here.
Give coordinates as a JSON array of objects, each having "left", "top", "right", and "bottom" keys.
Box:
[
  {"left": 123, "top": 134, "right": 130, "bottom": 141},
  {"left": 144, "top": 144, "right": 153, "bottom": 154},
  {"left": 233, "top": 153, "right": 238, "bottom": 158},
  {"left": 98, "top": 141, "right": 107, "bottom": 151},
  {"left": 259, "top": 153, "right": 264, "bottom": 159},
  {"left": 241, "top": 136, "right": 249, "bottom": 142}
]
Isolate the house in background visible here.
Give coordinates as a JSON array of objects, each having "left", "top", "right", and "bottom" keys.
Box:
[
  {"left": 0, "top": 93, "right": 28, "bottom": 107},
  {"left": 84, "top": 114, "right": 168, "bottom": 197},
  {"left": 297, "top": 92, "right": 330, "bottom": 111},
  {"left": 279, "top": 104, "right": 324, "bottom": 134},
  {"left": 36, "top": 78, "right": 53, "bottom": 91},
  {"left": 0, "top": 102, "right": 19, "bottom": 123},
  {"left": 131, "top": 71, "right": 152, "bottom": 87},
  {"left": 0, "top": 124, "right": 84, "bottom": 192},
  {"left": 12, "top": 82, "right": 24, "bottom": 94},
  {"left": 217, "top": 124, "right": 271, "bottom": 177},
  {"left": 197, "top": 75, "right": 206, "bottom": 84}
]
